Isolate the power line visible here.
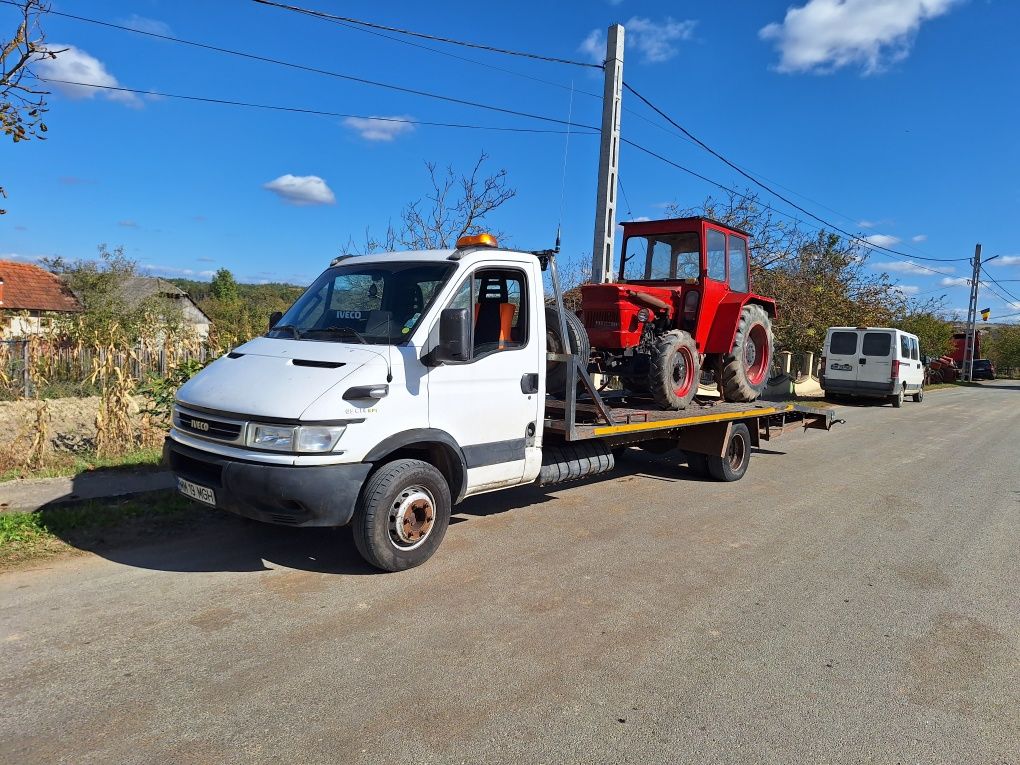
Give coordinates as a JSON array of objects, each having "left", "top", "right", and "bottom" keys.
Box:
[
  {"left": 622, "top": 80, "right": 969, "bottom": 264},
  {"left": 619, "top": 136, "right": 959, "bottom": 278},
  {"left": 981, "top": 266, "right": 1020, "bottom": 305},
  {"left": 35, "top": 78, "right": 600, "bottom": 136},
  {"left": 22, "top": 4, "right": 600, "bottom": 131},
  {"left": 250, "top": 0, "right": 601, "bottom": 70}
]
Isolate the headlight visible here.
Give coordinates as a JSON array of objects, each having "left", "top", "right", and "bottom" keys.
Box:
[{"left": 246, "top": 424, "right": 346, "bottom": 453}]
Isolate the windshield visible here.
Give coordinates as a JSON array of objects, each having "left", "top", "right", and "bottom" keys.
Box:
[
  {"left": 620, "top": 233, "right": 700, "bottom": 280},
  {"left": 268, "top": 261, "right": 455, "bottom": 344}
]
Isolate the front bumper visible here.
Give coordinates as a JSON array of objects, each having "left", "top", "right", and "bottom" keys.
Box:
[{"left": 164, "top": 438, "right": 372, "bottom": 527}]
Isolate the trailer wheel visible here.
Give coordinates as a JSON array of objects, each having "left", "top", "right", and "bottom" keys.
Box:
[
  {"left": 648, "top": 330, "right": 699, "bottom": 410},
  {"left": 705, "top": 423, "right": 751, "bottom": 481},
  {"left": 353, "top": 459, "right": 451, "bottom": 572},
  {"left": 545, "top": 306, "right": 590, "bottom": 397},
  {"left": 720, "top": 304, "right": 773, "bottom": 403}
]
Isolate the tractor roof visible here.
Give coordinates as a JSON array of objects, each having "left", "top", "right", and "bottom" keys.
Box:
[{"left": 619, "top": 215, "right": 752, "bottom": 238}]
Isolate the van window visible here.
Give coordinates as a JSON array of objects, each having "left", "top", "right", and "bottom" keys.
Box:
[
  {"left": 862, "top": 332, "right": 891, "bottom": 356},
  {"left": 444, "top": 267, "right": 529, "bottom": 358},
  {"left": 829, "top": 331, "right": 857, "bottom": 355},
  {"left": 899, "top": 335, "right": 911, "bottom": 358},
  {"left": 910, "top": 337, "right": 919, "bottom": 360}
]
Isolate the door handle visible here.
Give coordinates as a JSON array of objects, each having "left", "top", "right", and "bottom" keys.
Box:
[
  {"left": 859, "top": 358, "right": 867, "bottom": 365},
  {"left": 521, "top": 373, "right": 539, "bottom": 394}
]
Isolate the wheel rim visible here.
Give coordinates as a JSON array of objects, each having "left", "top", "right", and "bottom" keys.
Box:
[
  {"left": 389, "top": 486, "right": 436, "bottom": 551},
  {"left": 726, "top": 433, "right": 746, "bottom": 471},
  {"left": 745, "top": 324, "right": 770, "bottom": 386},
  {"left": 671, "top": 346, "right": 695, "bottom": 398}
]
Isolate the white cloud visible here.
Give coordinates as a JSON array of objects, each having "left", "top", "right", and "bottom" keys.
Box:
[
  {"left": 579, "top": 17, "right": 697, "bottom": 64},
  {"left": 858, "top": 219, "right": 876, "bottom": 228},
  {"left": 940, "top": 277, "right": 970, "bottom": 287},
  {"left": 912, "top": 234, "right": 928, "bottom": 242},
  {"left": 864, "top": 234, "right": 901, "bottom": 248},
  {"left": 118, "top": 15, "right": 171, "bottom": 36},
  {"left": 263, "top": 174, "right": 336, "bottom": 206},
  {"left": 0, "top": 252, "right": 46, "bottom": 263},
  {"left": 35, "top": 45, "right": 140, "bottom": 106},
  {"left": 141, "top": 264, "right": 215, "bottom": 278},
  {"left": 874, "top": 260, "right": 948, "bottom": 275},
  {"left": 759, "top": 0, "right": 961, "bottom": 75},
  {"left": 892, "top": 284, "right": 920, "bottom": 296},
  {"left": 997, "top": 255, "right": 1020, "bottom": 266},
  {"left": 342, "top": 115, "right": 415, "bottom": 142},
  {"left": 117, "top": 220, "right": 139, "bottom": 228}
]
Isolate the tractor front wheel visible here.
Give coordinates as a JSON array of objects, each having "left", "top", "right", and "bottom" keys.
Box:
[
  {"left": 648, "top": 330, "right": 700, "bottom": 410},
  {"left": 720, "top": 304, "right": 774, "bottom": 403}
]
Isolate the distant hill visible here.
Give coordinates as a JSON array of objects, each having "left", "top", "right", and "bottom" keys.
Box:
[{"left": 168, "top": 278, "right": 304, "bottom": 305}]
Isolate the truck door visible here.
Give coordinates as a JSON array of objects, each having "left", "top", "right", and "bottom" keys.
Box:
[
  {"left": 427, "top": 265, "right": 542, "bottom": 493},
  {"left": 825, "top": 329, "right": 859, "bottom": 384},
  {"left": 859, "top": 331, "right": 893, "bottom": 386}
]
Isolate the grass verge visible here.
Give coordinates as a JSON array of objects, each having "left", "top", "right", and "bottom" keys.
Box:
[
  {"left": 0, "top": 492, "right": 203, "bottom": 568},
  {"left": 0, "top": 447, "right": 164, "bottom": 483}
]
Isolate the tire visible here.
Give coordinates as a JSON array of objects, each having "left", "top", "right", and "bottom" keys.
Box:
[
  {"left": 720, "top": 304, "right": 774, "bottom": 403},
  {"left": 648, "top": 330, "right": 700, "bottom": 410},
  {"left": 912, "top": 387, "right": 924, "bottom": 403},
  {"left": 890, "top": 385, "right": 904, "bottom": 408},
  {"left": 545, "top": 306, "right": 590, "bottom": 397},
  {"left": 705, "top": 423, "right": 752, "bottom": 482},
  {"left": 353, "top": 459, "right": 452, "bottom": 572}
]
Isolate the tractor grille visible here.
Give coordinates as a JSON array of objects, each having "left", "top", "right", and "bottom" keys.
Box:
[
  {"left": 584, "top": 310, "right": 620, "bottom": 330},
  {"left": 174, "top": 406, "right": 244, "bottom": 444}
]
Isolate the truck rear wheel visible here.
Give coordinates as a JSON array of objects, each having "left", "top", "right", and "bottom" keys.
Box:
[
  {"left": 705, "top": 423, "right": 751, "bottom": 481},
  {"left": 720, "top": 304, "right": 773, "bottom": 403},
  {"left": 353, "top": 459, "right": 451, "bottom": 572},
  {"left": 649, "top": 330, "right": 700, "bottom": 410},
  {"left": 545, "top": 306, "right": 590, "bottom": 397}
]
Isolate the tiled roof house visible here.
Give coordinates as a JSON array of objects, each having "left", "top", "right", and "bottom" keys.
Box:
[{"left": 0, "top": 260, "right": 83, "bottom": 337}]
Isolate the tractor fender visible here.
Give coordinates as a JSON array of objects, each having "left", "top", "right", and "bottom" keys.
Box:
[{"left": 704, "top": 294, "right": 776, "bottom": 354}]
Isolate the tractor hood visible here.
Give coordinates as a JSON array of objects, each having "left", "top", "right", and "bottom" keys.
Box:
[{"left": 175, "top": 337, "right": 391, "bottom": 420}]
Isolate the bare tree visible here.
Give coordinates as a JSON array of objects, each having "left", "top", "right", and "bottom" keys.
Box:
[
  {"left": 2, "top": 0, "right": 55, "bottom": 214},
  {"left": 400, "top": 152, "right": 516, "bottom": 249}
]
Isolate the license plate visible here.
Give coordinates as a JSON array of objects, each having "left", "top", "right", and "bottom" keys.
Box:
[
  {"left": 830, "top": 363, "right": 853, "bottom": 371},
  {"left": 177, "top": 477, "right": 216, "bottom": 506}
]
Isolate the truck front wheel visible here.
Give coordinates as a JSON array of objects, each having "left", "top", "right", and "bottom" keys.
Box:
[{"left": 353, "top": 459, "right": 452, "bottom": 572}]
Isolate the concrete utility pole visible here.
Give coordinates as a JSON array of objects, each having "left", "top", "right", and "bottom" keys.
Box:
[
  {"left": 591, "top": 24, "right": 624, "bottom": 284},
  {"left": 962, "top": 243, "right": 981, "bottom": 382}
]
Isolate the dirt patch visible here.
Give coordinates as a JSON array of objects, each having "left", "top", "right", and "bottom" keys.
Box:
[{"left": 0, "top": 395, "right": 148, "bottom": 450}]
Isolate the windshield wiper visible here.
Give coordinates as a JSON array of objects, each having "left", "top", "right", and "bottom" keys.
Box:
[
  {"left": 269, "top": 324, "right": 302, "bottom": 340},
  {"left": 303, "top": 326, "right": 369, "bottom": 344}
]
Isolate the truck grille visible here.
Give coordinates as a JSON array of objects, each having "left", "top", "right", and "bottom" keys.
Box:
[
  {"left": 174, "top": 406, "right": 244, "bottom": 444},
  {"left": 584, "top": 310, "right": 620, "bottom": 330}
]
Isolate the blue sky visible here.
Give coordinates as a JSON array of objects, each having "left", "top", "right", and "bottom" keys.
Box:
[{"left": 2, "top": 0, "right": 1019, "bottom": 320}]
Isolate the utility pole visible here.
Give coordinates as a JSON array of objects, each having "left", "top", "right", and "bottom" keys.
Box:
[
  {"left": 591, "top": 24, "right": 624, "bottom": 284},
  {"left": 962, "top": 243, "right": 981, "bottom": 382}
]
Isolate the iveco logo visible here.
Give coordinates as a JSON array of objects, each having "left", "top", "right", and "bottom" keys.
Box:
[{"left": 190, "top": 419, "right": 210, "bottom": 432}]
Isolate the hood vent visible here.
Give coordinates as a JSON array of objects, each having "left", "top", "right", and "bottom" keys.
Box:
[
  {"left": 227, "top": 352, "right": 244, "bottom": 359},
  {"left": 291, "top": 359, "right": 346, "bottom": 369}
]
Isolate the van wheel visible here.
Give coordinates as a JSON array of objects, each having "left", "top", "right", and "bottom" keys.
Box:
[
  {"left": 705, "top": 423, "right": 751, "bottom": 481},
  {"left": 353, "top": 459, "right": 451, "bottom": 572},
  {"left": 912, "top": 387, "right": 924, "bottom": 403},
  {"left": 891, "top": 386, "right": 905, "bottom": 408}
]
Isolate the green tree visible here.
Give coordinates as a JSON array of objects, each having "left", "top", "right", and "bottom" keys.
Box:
[
  {"left": 985, "top": 325, "right": 1020, "bottom": 373},
  {"left": 209, "top": 268, "right": 238, "bottom": 301},
  {"left": 894, "top": 311, "right": 955, "bottom": 359}
]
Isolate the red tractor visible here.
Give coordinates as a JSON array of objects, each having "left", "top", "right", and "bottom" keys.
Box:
[{"left": 580, "top": 216, "right": 776, "bottom": 410}]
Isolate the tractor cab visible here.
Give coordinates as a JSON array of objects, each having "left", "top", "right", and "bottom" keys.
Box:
[{"left": 580, "top": 216, "right": 775, "bottom": 410}]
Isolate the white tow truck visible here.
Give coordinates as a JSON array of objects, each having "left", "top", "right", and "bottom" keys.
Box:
[{"left": 166, "top": 234, "right": 837, "bottom": 571}]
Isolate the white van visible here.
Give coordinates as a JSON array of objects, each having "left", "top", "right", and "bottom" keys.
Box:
[{"left": 820, "top": 327, "right": 925, "bottom": 407}]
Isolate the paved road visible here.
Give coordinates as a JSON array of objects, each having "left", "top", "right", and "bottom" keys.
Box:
[{"left": 2, "top": 382, "right": 1018, "bottom": 764}]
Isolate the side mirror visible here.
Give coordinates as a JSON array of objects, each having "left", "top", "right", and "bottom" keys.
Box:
[
  {"left": 269, "top": 311, "right": 283, "bottom": 330},
  {"left": 433, "top": 308, "right": 471, "bottom": 364}
]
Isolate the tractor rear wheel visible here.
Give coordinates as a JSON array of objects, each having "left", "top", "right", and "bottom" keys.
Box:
[
  {"left": 720, "top": 304, "right": 773, "bottom": 403},
  {"left": 648, "top": 330, "right": 700, "bottom": 410},
  {"left": 545, "top": 306, "right": 590, "bottom": 397}
]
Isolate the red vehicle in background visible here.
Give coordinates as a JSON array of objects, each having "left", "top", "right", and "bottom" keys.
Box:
[{"left": 580, "top": 217, "right": 775, "bottom": 410}]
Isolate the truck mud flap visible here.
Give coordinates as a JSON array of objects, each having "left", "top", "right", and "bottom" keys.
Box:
[{"left": 538, "top": 441, "right": 615, "bottom": 487}]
